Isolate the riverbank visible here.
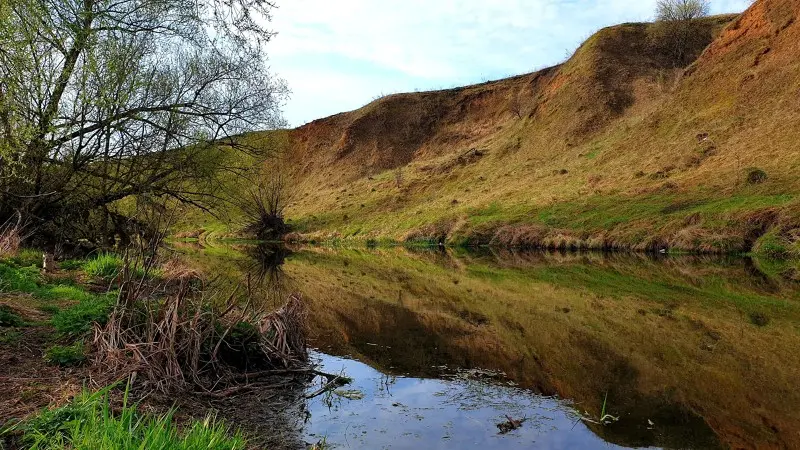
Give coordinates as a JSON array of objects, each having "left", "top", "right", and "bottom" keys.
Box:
[{"left": 0, "top": 250, "right": 314, "bottom": 449}]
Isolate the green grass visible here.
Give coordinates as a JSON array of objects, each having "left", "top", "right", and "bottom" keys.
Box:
[
  {"left": 0, "top": 261, "right": 116, "bottom": 336},
  {"left": 0, "top": 304, "right": 24, "bottom": 327},
  {"left": 58, "top": 260, "right": 84, "bottom": 270},
  {"left": 50, "top": 293, "right": 114, "bottom": 336},
  {"left": 10, "top": 387, "right": 246, "bottom": 449},
  {"left": 3, "top": 248, "right": 44, "bottom": 268},
  {"left": 753, "top": 229, "right": 794, "bottom": 259},
  {"left": 82, "top": 253, "right": 123, "bottom": 280},
  {"left": 44, "top": 342, "right": 86, "bottom": 367}
]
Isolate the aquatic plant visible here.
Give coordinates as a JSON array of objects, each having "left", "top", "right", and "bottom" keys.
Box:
[{"left": 599, "top": 392, "right": 620, "bottom": 425}]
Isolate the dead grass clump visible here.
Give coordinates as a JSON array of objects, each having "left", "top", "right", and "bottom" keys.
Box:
[
  {"left": 402, "top": 220, "right": 456, "bottom": 245},
  {"left": 92, "top": 257, "right": 307, "bottom": 394},
  {"left": 434, "top": 148, "right": 486, "bottom": 174},
  {"left": 0, "top": 220, "right": 21, "bottom": 257},
  {"left": 173, "top": 229, "right": 205, "bottom": 239},
  {"left": 159, "top": 256, "right": 203, "bottom": 281},
  {"left": 490, "top": 225, "right": 549, "bottom": 248}
]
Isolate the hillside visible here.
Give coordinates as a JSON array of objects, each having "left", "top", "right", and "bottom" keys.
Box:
[{"left": 218, "top": 0, "right": 800, "bottom": 257}]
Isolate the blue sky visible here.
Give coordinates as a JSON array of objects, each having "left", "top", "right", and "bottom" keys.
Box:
[{"left": 267, "top": 0, "right": 752, "bottom": 126}]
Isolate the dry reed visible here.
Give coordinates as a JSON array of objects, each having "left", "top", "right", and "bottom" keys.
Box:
[
  {"left": 92, "top": 251, "right": 308, "bottom": 394},
  {"left": 0, "top": 219, "right": 21, "bottom": 257}
]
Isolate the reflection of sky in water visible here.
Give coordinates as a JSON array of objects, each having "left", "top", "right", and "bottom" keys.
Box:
[{"left": 304, "top": 352, "right": 634, "bottom": 449}]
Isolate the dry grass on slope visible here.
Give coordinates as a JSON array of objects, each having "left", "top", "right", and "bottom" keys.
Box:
[{"left": 196, "top": 2, "right": 800, "bottom": 255}]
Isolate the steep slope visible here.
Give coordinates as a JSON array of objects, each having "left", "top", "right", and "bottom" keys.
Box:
[{"left": 239, "top": 0, "right": 799, "bottom": 257}]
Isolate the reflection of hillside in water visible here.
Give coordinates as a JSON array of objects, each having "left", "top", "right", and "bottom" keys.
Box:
[
  {"left": 282, "top": 247, "right": 800, "bottom": 450},
  {"left": 178, "top": 243, "right": 800, "bottom": 449}
]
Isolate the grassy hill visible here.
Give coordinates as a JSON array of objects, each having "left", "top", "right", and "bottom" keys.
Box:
[{"left": 195, "top": 0, "right": 800, "bottom": 257}]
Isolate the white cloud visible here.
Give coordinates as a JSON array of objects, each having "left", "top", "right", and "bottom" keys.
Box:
[{"left": 266, "top": 0, "right": 753, "bottom": 126}]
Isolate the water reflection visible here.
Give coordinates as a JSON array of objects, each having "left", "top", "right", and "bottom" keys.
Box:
[
  {"left": 305, "top": 352, "right": 624, "bottom": 449},
  {"left": 178, "top": 243, "right": 800, "bottom": 449}
]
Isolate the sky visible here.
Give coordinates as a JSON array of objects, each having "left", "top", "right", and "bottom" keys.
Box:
[{"left": 266, "top": 0, "right": 752, "bottom": 127}]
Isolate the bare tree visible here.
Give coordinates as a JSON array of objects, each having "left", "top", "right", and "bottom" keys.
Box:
[
  {"left": 0, "top": 0, "right": 288, "bottom": 247},
  {"left": 651, "top": 0, "right": 712, "bottom": 67},
  {"left": 508, "top": 94, "right": 523, "bottom": 119},
  {"left": 656, "top": 0, "right": 710, "bottom": 21}
]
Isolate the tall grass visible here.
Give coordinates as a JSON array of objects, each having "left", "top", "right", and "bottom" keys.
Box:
[
  {"left": 82, "top": 253, "right": 124, "bottom": 280},
  {"left": 15, "top": 387, "right": 246, "bottom": 449}
]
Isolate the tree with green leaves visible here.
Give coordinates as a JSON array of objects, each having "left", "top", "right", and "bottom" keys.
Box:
[{"left": 0, "top": 0, "right": 287, "bottom": 248}]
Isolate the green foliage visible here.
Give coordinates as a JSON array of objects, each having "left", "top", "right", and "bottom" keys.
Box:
[
  {"left": 51, "top": 296, "right": 114, "bottom": 336},
  {"left": 0, "top": 304, "right": 24, "bottom": 327},
  {"left": 0, "top": 261, "right": 116, "bottom": 335},
  {"left": 58, "top": 260, "right": 84, "bottom": 271},
  {"left": 754, "top": 230, "right": 789, "bottom": 259},
  {"left": 38, "top": 305, "right": 61, "bottom": 315},
  {"left": 4, "top": 248, "right": 42, "bottom": 268},
  {"left": 15, "top": 387, "right": 245, "bottom": 449},
  {"left": 82, "top": 253, "right": 123, "bottom": 280},
  {"left": 0, "top": 263, "right": 41, "bottom": 293},
  {"left": 44, "top": 343, "right": 86, "bottom": 367}
]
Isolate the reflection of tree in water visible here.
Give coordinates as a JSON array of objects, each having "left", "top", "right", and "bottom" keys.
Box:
[{"left": 242, "top": 243, "right": 296, "bottom": 310}]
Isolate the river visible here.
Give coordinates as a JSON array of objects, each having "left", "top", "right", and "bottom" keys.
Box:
[{"left": 176, "top": 242, "right": 800, "bottom": 449}]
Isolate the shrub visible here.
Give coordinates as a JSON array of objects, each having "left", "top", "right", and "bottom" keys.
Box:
[
  {"left": 82, "top": 253, "right": 123, "bottom": 280},
  {"left": 44, "top": 342, "right": 86, "bottom": 367},
  {"left": 0, "top": 305, "right": 24, "bottom": 327},
  {"left": 655, "top": 0, "right": 709, "bottom": 21},
  {"left": 649, "top": 0, "right": 712, "bottom": 66},
  {"left": 749, "top": 312, "right": 770, "bottom": 327},
  {"left": 745, "top": 167, "right": 768, "bottom": 185}
]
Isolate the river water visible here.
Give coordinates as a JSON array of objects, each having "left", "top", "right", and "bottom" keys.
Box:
[{"left": 178, "top": 242, "right": 800, "bottom": 449}]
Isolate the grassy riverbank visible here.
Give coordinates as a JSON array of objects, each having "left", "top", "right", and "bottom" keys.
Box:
[{"left": 0, "top": 250, "right": 291, "bottom": 449}]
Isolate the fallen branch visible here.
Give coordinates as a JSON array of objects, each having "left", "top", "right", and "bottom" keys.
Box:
[
  {"left": 304, "top": 375, "right": 345, "bottom": 400},
  {"left": 193, "top": 382, "right": 289, "bottom": 399}
]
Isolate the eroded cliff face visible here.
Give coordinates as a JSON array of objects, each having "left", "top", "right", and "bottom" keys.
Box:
[{"left": 243, "top": 1, "right": 800, "bottom": 254}]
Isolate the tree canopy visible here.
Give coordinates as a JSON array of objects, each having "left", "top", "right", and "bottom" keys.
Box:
[
  {"left": 656, "top": 0, "right": 711, "bottom": 22},
  {"left": 0, "top": 0, "right": 287, "bottom": 247},
  {"left": 651, "top": 0, "right": 712, "bottom": 66}
]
